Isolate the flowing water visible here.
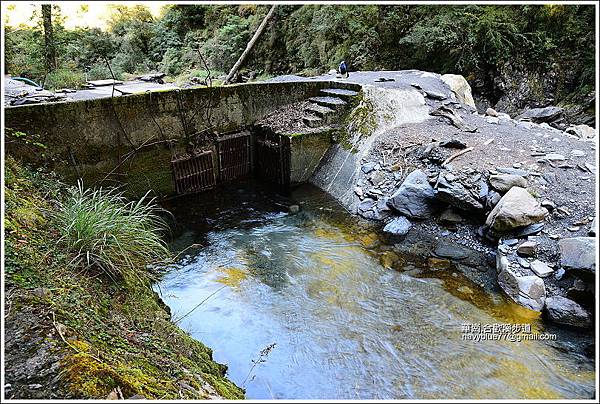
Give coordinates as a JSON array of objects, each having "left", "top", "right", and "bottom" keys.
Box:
[{"left": 158, "top": 181, "right": 595, "bottom": 400}]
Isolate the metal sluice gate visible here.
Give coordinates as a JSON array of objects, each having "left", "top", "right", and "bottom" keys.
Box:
[
  {"left": 171, "top": 130, "right": 286, "bottom": 195},
  {"left": 170, "top": 150, "right": 216, "bottom": 194},
  {"left": 217, "top": 131, "right": 252, "bottom": 182}
]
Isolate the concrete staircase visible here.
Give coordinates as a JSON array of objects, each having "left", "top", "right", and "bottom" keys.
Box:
[{"left": 302, "top": 87, "right": 359, "bottom": 128}]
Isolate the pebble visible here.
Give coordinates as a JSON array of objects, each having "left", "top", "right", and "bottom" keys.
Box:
[
  {"left": 517, "top": 257, "right": 531, "bottom": 268},
  {"left": 513, "top": 163, "right": 522, "bottom": 168},
  {"left": 571, "top": 149, "right": 585, "bottom": 157},
  {"left": 540, "top": 199, "right": 555, "bottom": 210},
  {"left": 549, "top": 234, "right": 560, "bottom": 240},
  {"left": 502, "top": 238, "right": 519, "bottom": 246},
  {"left": 567, "top": 226, "right": 580, "bottom": 232},
  {"left": 545, "top": 153, "right": 566, "bottom": 161},
  {"left": 554, "top": 267, "right": 565, "bottom": 280}
]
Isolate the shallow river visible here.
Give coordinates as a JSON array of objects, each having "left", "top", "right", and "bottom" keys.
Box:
[{"left": 158, "top": 182, "right": 595, "bottom": 399}]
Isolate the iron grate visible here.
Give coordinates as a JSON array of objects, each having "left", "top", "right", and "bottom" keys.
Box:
[
  {"left": 216, "top": 132, "right": 252, "bottom": 182},
  {"left": 170, "top": 150, "right": 216, "bottom": 194}
]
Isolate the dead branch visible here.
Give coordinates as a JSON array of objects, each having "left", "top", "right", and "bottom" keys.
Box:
[{"left": 441, "top": 146, "right": 474, "bottom": 167}]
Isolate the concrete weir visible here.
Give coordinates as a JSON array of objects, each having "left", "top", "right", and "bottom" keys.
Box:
[{"left": 4, "top": 80, "right": 360, "bottom": 196}]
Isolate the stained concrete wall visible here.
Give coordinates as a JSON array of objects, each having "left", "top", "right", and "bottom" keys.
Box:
[{"left": 5, "top": 80, "right": 352, "bottom": 196}]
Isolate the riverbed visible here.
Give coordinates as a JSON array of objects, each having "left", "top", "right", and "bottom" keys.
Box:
[{"left": 158, "top": 182, "right": 595, "bottom": 399}]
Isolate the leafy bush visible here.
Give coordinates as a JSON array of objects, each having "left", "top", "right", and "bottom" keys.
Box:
[
  {"left": 44, "top": 67, "right": 86, "bottom": 89},
  {"left": 53, "top": 183, "right": 171, "bottom": 283},
  {"left": 85, "top": 63, "right": 114, "bottom": 81}
]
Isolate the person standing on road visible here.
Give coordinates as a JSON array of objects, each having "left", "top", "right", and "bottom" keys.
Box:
[{"left": 338, "top": 60, "right": 349, "bottom": 78}]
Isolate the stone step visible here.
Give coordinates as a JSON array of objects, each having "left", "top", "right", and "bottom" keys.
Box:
[
  {"left": 304, "top": 104, "right": 335, "bottom": 118},
  {"left": 319, "top": 88, "right": 359, "bottom": 101},
  {"left": 308, "top": 96, "right": 347, "bottom": 109},
  {"left": 302, "top": 114, "right": 323, "bottom": 128}
]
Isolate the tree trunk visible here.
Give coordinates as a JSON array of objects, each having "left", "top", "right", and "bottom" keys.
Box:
[
  {"left": 224, "top": 5, "right": 277, "bottom": 85},
  {"left": 42, "top": 4, "right": 57, "bottom": 73}
]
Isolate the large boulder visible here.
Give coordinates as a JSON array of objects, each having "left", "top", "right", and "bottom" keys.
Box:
[
  {"left": 497, "top": 267, "right": 546, "bottom": 311},
  {"left": 545, "top": 296, "right": 592, "bottom": 328},
  {"left": 516, "top": 106, "right": 564, "bottom": 124},
  {"left": 440, "top": 74, "right": 476, "bottom": 108},
  {"left": 485, "top": 187, "right": 547, "bottom": 232},
  {"left": 489, "top": 174, "right": 528, "bottom": 194},
  {"left": 435, "top": 176, "right": 483, "bottom": 211},
  {"left": 559, "top": 237, "right": 596, "bottom": 274},
  {"left": 387, "top": 170, "right": 437, "bottom": 219}
]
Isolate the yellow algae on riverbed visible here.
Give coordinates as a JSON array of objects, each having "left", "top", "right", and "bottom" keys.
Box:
[{"left": 214, "top": 267, "right": 249, "bottom": 288}]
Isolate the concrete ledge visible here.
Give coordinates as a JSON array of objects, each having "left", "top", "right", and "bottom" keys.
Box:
[{"left": 5, "top": 80, "right": 357, "bottom": 196}]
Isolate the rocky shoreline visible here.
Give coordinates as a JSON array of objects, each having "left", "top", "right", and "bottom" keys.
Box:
[{"left": 311, "top": 72, "right": 597, "bottom": 330}]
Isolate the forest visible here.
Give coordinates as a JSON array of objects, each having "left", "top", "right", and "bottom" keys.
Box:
[{"left": 4, "top": 3, "right": 596, "bottom": 106}]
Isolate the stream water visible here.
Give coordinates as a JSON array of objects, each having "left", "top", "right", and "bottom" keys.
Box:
[{"left": 158, "top": 181, "right": 595, "bottom": 399}]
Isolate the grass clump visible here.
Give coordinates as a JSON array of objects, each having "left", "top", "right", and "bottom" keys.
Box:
[
  {"left": 53, "top": 183, "right": 171, "bottom": 283},
  {"left": 4, "top": 157, "right": 244, "bottom": 399},
  {"left": 44, "top": 68, "right": 86, "bottom": 90}
]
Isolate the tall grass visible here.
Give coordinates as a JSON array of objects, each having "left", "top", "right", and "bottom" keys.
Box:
[{"left": 53, "top": 183, "right": 171, "bottom": 283}]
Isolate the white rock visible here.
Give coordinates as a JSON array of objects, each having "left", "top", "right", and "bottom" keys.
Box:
[
  {"left": 530, "top": 260, "right": 554, "bottom": 277},
  {"left": 440, "top": 74, "right": 476, "bottom": 108}
]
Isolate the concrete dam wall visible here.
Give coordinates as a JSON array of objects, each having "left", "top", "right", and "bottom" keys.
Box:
[{"left": 5, "top": 80, "right": 358, "bottom": 196}]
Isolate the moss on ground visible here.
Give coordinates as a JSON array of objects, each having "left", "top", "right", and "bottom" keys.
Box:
[{"left": 4, "top": 157, "right": 244, "bottom": 400}]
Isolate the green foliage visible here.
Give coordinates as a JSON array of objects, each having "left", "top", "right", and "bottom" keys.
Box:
[
  {"left": 3, "top": 4, "right": 595, "bottom": 99},
  {"left": 53, "top": 184, "right": 171, "bottom": 283},
  {"left": 3, "top": 157, "right": 244, "bottom": 399},
  {"left": 44, "top": 67, "right": 86, "bottom": 89}
]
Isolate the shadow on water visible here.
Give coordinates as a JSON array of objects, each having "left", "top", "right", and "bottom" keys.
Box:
[{"left": 157, "top": 181, "right": 595, "bottom": 400}]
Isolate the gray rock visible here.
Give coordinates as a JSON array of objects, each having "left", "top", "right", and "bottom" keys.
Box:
[
  {"left": 288, "top": 205, "right": 300, "bottom": 214},
  {"left": 485, "top": 190, "right": 502, "bottom": 209},
  {"left": 383, "top": 216, "right": 411, "bottom": 236},
  {"left": 376, "top": 197, "right": 391, "bottom": 212},
  {"left": 489, "top": 174, "right": 528, "bottom": 193},
  {"left": 361, "top": 162, "right": 376, "bottom": 174},
  {"left": 540, "top": 199, "right": 555, "bottom": 211},
  {"left": 554, "top": 268, "right": 565, "bottom": 281},
  {"left": 496, "top": 252, "right": 509, "bottom": 274},
  {"left": 512, "top": 222, "right": 544, "bottom": 237},
  {"left": 559, "top": 237, "right": 596, "bottom": 273},
  {"left": 516, "top": 106, "right": 564, "bottom": 124},
  {"left": 497, "top": 267, "right": 546, "bottom": 311},
  {"left": 545, "top": 153, "right": 566, "bottom": 161},
  {"left": 358, "top": 198, "right": 376, "bottom": 212},
  {"left": 479, "top": 179, "right": 489, "bottom": 199},
  {"left": 435, "top": 176, "right": 483, "bottom": 211},
  {"left": 439, "top": 208, "right": 463, "bottom": 224},
  {"left": 496, "top": 167, "right": 530, "bottom": 177},
  {"left": 570, "top": 149, "right": 586, "bottom": 158},
  {"left": 517, "top": 240, "right": 537, "bottom": 257},
  {"left": 517, "top": 257, "right": 530, "bottom": 268},
  {"left": 530, "top": 260, "right": 554, "bottom": 278},
  {"left": 589, "top": 217, "right": 596, "bottom": 236},
  {"left": 388, "top": 170, "right": 437, "bottom": 219},
  {"left": 485, "top": 187, "right": 548, "bottom": 232},
  {"left": 434, "top": 241, "right": 471, "bottom": 260},
  {"left": 486, "top": 116, "right": 499, "bottom": 124},
  {"left": 545, "top": 296, "right": 591, "bottom": 328},
  {"left": 502, "top": 238, "right": 519, "bottom": 246}
]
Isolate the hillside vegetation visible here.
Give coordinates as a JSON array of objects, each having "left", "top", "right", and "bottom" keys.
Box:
[
  {"left": 4, "top": 4, "right": 595, "bottom": 110},
  {"left": 4, "top": 156, "right": 244, "bottom": 399}
]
